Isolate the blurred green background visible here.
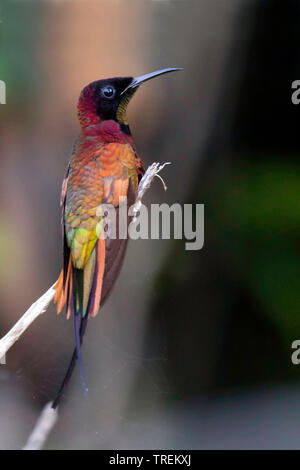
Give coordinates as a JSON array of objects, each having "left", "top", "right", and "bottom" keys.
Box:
[{"left": 0, "top": 0, "right": 299, "bottom": 449}]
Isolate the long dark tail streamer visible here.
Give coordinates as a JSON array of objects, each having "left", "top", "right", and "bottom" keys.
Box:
[{"left": 51, "top": 313, "right": 88, "bottom": 409}]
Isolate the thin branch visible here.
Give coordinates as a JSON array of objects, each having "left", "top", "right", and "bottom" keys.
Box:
[
  {"left": 131, "top": 161, "right": 171, "bottom": 222},
  {"left": 22, "top": 402, "right": 58, "bottom": 450},
  {"left": 0, "top": 283, "right": 56, "bottom": 363}
]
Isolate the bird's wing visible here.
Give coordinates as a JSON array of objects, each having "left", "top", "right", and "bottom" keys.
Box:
[
  {"left": 101, "top": 179, "right": 136, "bottom": 305},
  {"left": 55, "top": 142, "right": 138, "bottom": 318},
  {"left": 65, "top": 142, "right": 138, "bottom": 268},
  {"left": 54, "top": 164, "right": 70, "bottom": 312}
]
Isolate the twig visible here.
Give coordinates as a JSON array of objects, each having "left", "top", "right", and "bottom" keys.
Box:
[
  {"left": 22, "top": 402, "right": 58, "bottom": 450},
  {"left": 0, "top": 283, "right": 56, "bottom": 364},
  {"left": 131, "top": 161, "right": 171, "bottom": 222}
]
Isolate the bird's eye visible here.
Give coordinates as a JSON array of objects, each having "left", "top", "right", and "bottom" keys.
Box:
[{"left": 102, "top": 86, "right": 115, "bottom": 98}]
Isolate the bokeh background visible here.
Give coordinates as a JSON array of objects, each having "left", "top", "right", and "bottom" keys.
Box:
[{"left": 0, "top": 0, "right": 300, "bottom": 450}]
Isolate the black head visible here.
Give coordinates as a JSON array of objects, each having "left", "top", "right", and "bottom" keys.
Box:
[
  {"left": 94, "top": 77, "right": 133, "bottom": 124},
  {"left": 78, "top": 67, "right": 182, "bottom": 127}
]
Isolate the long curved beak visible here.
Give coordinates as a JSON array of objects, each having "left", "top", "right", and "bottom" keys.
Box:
[{"left": 121, "top": 67, "right": 182, "bottom": 94}]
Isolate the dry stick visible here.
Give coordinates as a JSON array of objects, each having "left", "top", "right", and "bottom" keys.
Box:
[
  {"left": 0, "top": 283, "right": 56, "bottom": 364},
  {"left": 131, "top": 161, "right": 170, "bottom": 222},
  {"left": 22, "top": 402, "right": 58, "bottom": 450},
  {"left": 0, "top": 161, "right": 170, "bottom": 450}
]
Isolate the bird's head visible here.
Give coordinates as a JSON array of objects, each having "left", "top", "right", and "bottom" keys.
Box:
[{"left": 77, "top": 67, "right": 182, "bottom": 130}]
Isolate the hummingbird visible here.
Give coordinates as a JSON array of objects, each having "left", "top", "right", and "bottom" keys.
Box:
[{"left": 52, "top": 67, "right": 181, "bottom": 408}]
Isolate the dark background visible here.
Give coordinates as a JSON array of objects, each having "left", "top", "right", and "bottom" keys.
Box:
[{"left": 0, "top": 0, "right": 299, "bottom": 449}]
